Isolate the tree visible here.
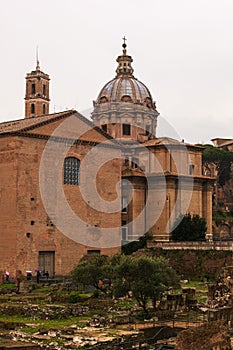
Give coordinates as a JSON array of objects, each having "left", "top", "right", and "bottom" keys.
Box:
[
  {"left": 202, "top": 145, "right": 233, "bottom": 186},
  {"left": 71, "top": 255, "right": 111, "bottom": 293},
  {"left": 171, "top": 213, "right": 207, "bottom": 241},
  {"left": 71, "top": 254, "right": 179, "bottom": 313},
  {"left": 112, "top": 255, "right": 179, "bottom": 312},
  {"left": 112, "top": 255, "right": 134, "bottom": 299},
  {"left": 121, "top": 231, "right": 153, "bottom": 255}
]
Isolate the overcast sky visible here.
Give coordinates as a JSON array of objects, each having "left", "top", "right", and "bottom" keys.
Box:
[{"left": 0, "top": 0, "right": 232, "bottom": 143}]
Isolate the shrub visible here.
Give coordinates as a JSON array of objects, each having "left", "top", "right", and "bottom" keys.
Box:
[
  {"left": 172, "top": 213, "right": 207, "bottom": 241},
  {"left": 69, "top": 291, "right": 81, "bottom": 303}
]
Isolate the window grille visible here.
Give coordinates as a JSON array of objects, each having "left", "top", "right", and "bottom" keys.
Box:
[{"left": 64, "top": 157, "right": 80, "bottom": 185}]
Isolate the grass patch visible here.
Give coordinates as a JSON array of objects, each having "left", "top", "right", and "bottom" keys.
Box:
[
  {"left": 180, "top": 280, "right": 208, "bottom": 303},
  {"left": 181, "top": 280, "right": 208, "bottom": 291},
  {"left": 0, "top": 283, "right": 15, "bottom": 290},
  {"left": 0, "top": 315, "right": 34, "bottom": 323},
  {"left": 114, "top": 299, "right": 135, "bottom": 309},
  {"left": 213, "top": 215, "right": 233, "bottom": 221},
  {"left": 0, "top": 315, "right": 89, "bottom": 331}
]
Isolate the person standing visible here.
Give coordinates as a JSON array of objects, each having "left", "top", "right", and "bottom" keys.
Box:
[
  {"left": 36, "top": 270, "right": 41, "bottom": 284},
  {"left": 44, "top": 271, "right": 49, "bottom": 281},
  {"left": 5, "top": 271, "right": 10, "bottom": 283},
  {"left": 15, "top": 270, "right": 23, "bottom": 293}
]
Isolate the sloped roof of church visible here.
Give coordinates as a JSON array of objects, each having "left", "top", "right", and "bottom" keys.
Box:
[
  {"left": 0, "top": 110, "right": 115, "bottom": 143},
  {"left": 221, "top": 140, "right": 233, "bottom": 147},
  {"left": 215, "top": 139, "right": 233, "bottom": 148},
  {"left": 142, "top": 137, "right": 204, "bottom": 150},
  {"left": 0, "top": 110, "right": 75, "bottom": 134}
]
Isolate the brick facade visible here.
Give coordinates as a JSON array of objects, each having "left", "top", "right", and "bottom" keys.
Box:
[{"left": 0, "top": 46, "right": 214, "bottom": 277}]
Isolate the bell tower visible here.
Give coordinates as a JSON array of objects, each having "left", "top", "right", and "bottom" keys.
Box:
[{"left": 25, "top": 59, "right": 50, "bottom": 118}]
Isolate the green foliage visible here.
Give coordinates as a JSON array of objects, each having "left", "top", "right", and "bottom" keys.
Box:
[
  {"left": 69, "top": 291, "right": 81, "bottom": 303},
  {"left": 0, "top": 315, "right": 84, "bottom": 330},
  {"left": 121, "top": 231, "right": 153, "bottom": 255},
  {"left": 155, "top": 249, "right": 233, "bottom": 280},
  {"left": 71, "top": 255, "right": 112, "bottom": 293},
  {"left": 203, "top": 144, "right": 233, "bottom": 163},
  {"left": 92, "top": 290, "right": 100, "bottom": 298},
  {"left": 71, "top": 253, "right": 179, "bottom": 312},
  {"left": 112, "top": 255, "right": 179, "bottom": 312},
  {"left": 213, "top": 214, "right": 233, "bottom": 221},
  {"left": 171, "top": 213, "right": 207, "bottom": 241},
  {"left": 202, "top": 145, "right": 233, "bottom": 186},
  {"left": 0, "top": 283, "right": 15, "bottom": 290}
]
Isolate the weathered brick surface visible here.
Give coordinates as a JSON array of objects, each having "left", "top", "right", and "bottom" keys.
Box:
[
  {"left": 0, "top": 115, "right": 121, "bottom": 277},
  {"left": 0, "top": 110, "right": 214, "bottom": 277}
]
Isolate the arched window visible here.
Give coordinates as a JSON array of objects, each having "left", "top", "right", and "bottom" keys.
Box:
[
  {"left": 43, "top": 104, "right": 46, "bottom": 114},
  {"left": 64, "top": 157, "right": 80, "bottom": 185},
  {"left": 31, "top": 103, "right": 35, "bottom": 114}
]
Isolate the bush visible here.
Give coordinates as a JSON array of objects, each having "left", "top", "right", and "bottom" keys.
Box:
[
  {"left": 172, "top": 213, "right": 207, "bottom": 241},
  {"left": 69, "top": 291, "right": 81, "bottom": 303},
  {"left": 121, "top": 231, "right": 153, "bottom": 255},
  {"left": 92, "top": 290, "right": 100, "bottom": 298}
]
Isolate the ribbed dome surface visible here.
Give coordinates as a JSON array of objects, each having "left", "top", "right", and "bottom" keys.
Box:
[
  {"left": 97, "top": 77, "right": 153, "bottom": 105},
  {"left": 95, "top": 44, "right": 156, "bottom": 110}
]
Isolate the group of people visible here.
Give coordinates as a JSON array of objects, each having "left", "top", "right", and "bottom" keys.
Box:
[
  {"left": 2, "top": 270, "right": 50, "bottom": 285},
  {"left": 1, "top": 271, "right": 22, "bottom": 292},
  {"left": 26, "top": 270, "right": 49, "bottom": 283}
]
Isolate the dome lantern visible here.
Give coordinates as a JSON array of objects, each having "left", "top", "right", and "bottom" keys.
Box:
[
  {"left": 92, "top": 41, "right": 159, "bottom": 142},
  {"left": 116, "top": 39, "right": 134, "bottom": 77}
]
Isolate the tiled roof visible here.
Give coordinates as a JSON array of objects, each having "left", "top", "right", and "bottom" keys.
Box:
[
  {"left": 142, "top": 137, "right": 181, "bottom": 147},
  {"left": 219, "top": 139, "right": 233, "bottom": 147},
  {"left": 142, "top": 137, "right": 203, "bottom": 149},
  {"left": 0, "top": 110, "right": 117, "bottom": 144},
  {"left": 0, "top": 110, "right": 75, "bottom": 134}
]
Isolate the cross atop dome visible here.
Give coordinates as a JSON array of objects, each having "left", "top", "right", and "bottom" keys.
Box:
[
  {"left": 116, "top": 38, "right": 134, "bottom": 76},
  {"left": 122, "top": 36, "right": 127, "bottom": 49}
]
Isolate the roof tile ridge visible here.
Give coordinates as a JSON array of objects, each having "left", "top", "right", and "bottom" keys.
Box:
[
  {"left": 0, "top": 109, "right": 76, "bottom": 127},
  {"left": 18, "top": 110, "right": 77, "bottom": 132}
]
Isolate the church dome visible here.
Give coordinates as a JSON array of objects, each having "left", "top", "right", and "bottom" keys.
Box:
[
  {"left": 98, "top": 77, "right": 154, "bottom": 106},
  {"left": 96, "top": 42, "right": 157, "bottom": 111}
]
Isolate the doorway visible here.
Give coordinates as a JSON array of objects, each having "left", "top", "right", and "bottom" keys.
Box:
[{"left": 38, "top": 251, "right": 55, "bottom": 277}]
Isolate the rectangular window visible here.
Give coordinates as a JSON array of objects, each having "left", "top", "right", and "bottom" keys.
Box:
[
  {"left": 31, "top": 103, "right": 35, "bottom": 114},
  {"left": 170, "top": 154, "right": 173, "bottom": 172},
  {"left": 124, "top": 157, "right": 129, "bottom": 167},
  {"left": 43, "top": 84, "right": 46, "bottom": 96},
  {"left": 132, "top": 157, "right": 138, "bottom": 169},
  {"left": 121, "top": 221, "right": 127, "bottom": 241},
  {"left": 101, "top": 124, "right": 107, "bottom": 132},
  {"left": 189, "top": 164, "right": 195, "bottom": 175},
  {"left": 123, "top": 124, "right": 131, "bottom": 136},
  {"left": 31, "top": 83, "right": 35, "bottom": 95},
  {"left": 87, "top": 250, "right": 101, "bottom": 255},
  {"left": 64, "top": 157, "right": 80, "bottom": 185},
  {"left": 122, "top": 196, "right": 127, "bottom": 212},
  {"left": 145, "top": 124, "right": 150, "bottom": 135}
]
